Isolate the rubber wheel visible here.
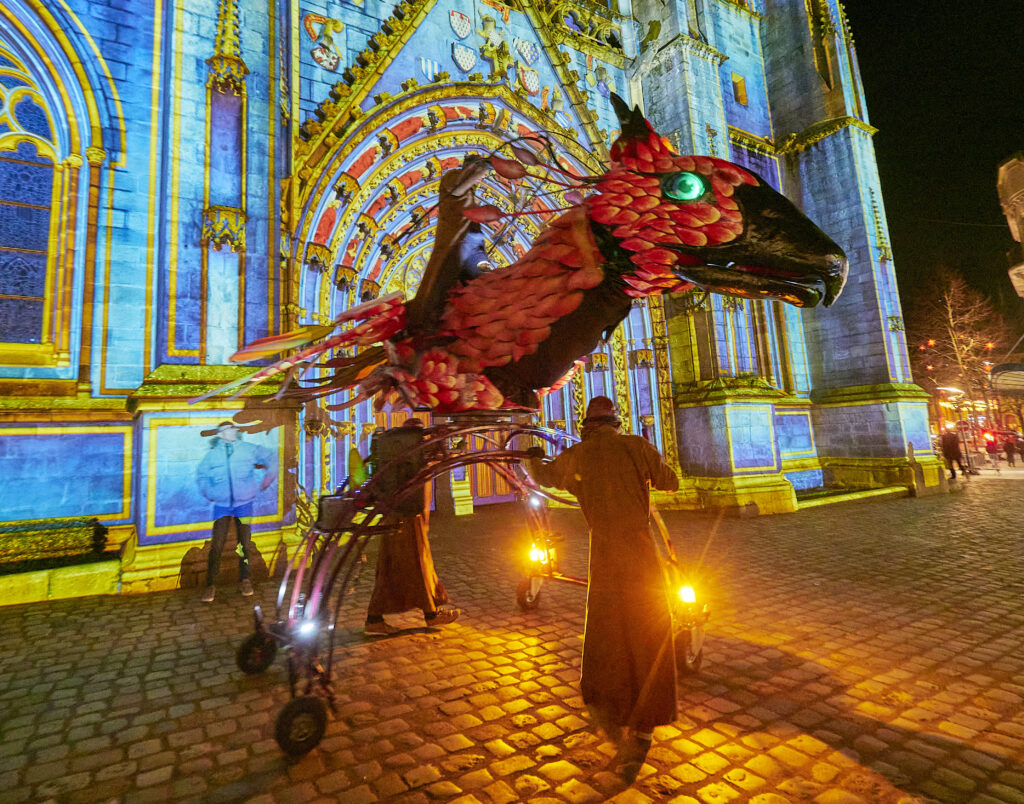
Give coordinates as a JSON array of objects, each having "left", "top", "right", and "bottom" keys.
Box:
[
  {"left": 676, "top": 627, "right": 704, "bottom": 674},
  {"left": 275, "top": 696, "right": 328, "bottom": 757},
  {"left": 236, "top": 632, "right": 277, "bottom": 675},
  {"left": 516, "top": 578, "right": 541, "bottom": 611}
]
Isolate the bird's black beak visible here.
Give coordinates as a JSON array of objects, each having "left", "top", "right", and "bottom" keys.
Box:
[{"left": 670, "top": 176, "right": 849, "bottom": 308}]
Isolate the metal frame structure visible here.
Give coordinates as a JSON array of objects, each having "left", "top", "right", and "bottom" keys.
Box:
[
  {"left": 235, "top": 415, "right": 707, "bottom": 756},
  {"left": 236, "top": 417, "right": 567, "bottom": 755}
]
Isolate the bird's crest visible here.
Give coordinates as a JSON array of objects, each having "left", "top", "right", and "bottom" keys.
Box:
[{"left": 608, "top": 93, "right": 678, "bottom": 164}]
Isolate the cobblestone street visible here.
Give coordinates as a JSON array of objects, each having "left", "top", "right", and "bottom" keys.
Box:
[{"left": 2, "top": 473, "right": 1024, "bottom": 803}]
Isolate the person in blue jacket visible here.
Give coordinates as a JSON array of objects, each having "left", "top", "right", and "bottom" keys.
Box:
[{"left": 196, "top": 422, "right": 277, "bottom": 602}]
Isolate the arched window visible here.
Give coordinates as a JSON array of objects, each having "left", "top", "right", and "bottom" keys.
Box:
[
  {"left": 0, "top": 68, "right": 55, "bottom": 346},
  {"left": 0, "top": 40, "right": 71, "bottom": 366}
]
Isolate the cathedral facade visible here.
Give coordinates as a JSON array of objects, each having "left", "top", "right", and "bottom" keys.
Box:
[{"left": 0, "top": 0, "right": 941, "bottom": 594}]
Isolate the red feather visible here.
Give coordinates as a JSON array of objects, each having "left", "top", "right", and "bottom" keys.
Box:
[
  {"left": 463, "top": 205, "right": 506, "bottom": 223},
  {"left": 490, "top": 155, "right": 527, "bottom": 179},
  {"left": 510, "top": 145, "right": 540, "bottom": 166}
]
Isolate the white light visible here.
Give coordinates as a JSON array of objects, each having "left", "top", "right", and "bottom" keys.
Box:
[
  {"left": 298, "top": 621, "right": 317, "bottom": 637},
  {"left": 529, "top": 496, "right": 542, "bottom": 508}
]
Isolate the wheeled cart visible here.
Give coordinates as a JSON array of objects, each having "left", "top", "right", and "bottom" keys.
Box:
[
  {"left": 234, "top": 417, "right": 562, "bottom": 756},
  {"left": 236, "top": 416, "right": 708, "bottom": 756},
  {"left": 516, "top": 490, "right": 709, "bottom": 673}
]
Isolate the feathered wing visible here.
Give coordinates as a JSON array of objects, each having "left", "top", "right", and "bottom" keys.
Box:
[
  {"left": 189, "top": 293, "right": 405, "bottom": 404},
  {"left": 228, "top": 324, "right": 339, "bottom": 362},
  {"left": 193, "top": 203, "right": 611, "bottom": 412}
]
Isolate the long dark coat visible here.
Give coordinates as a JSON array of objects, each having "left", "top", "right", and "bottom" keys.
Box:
[
  {"left": 366, "top": 424, "right": 449, "bottom": 617},
  {"left": 529, "top": 424, "right": 680, "bottom": 730},
  {"left": 940, "top": 431, "right": 962, "bottom": 461},
  {"left": 366, "top": 511, "right": 449, "bottom": 617}
]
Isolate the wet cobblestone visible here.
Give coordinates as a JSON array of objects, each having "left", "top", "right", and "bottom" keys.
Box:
[{"left": 1, "top": 473, "right": 1024, "bottom": 801}]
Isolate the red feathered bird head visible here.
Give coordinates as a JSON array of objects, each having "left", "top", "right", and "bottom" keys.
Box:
[{"left": 587, "top": 95, "right": 847, "bottom": 307}]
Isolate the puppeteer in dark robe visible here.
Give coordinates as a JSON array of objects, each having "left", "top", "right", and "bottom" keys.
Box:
[
  {"left": 365, "top": 422, "right": 450, "bottom": 620},
  {"left": 366, "top": 507, "right": 449, "bottom": 618},
  {"left": 528, "top": 422, "right": 680, "bottom": 731}
]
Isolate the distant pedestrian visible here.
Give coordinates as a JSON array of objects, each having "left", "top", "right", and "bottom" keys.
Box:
[
  {"left": 985, "top": 436, "right": 1001, "bottom": 473},
  {"left": 1004, "top": 436, "right": 1017, "bottom": 467},
  {"left": 939, "top": 428, "right": 966, "bottom": 480}
]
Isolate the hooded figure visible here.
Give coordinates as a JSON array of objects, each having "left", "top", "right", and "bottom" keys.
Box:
[
  {"left": 363, "top": 418, "right": 460, "bottom": 633},
  {"left": 526, "top": 396, "right": 679, "bottom": 781}
]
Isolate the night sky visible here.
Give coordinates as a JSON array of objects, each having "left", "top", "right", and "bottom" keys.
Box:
[{"left": 841, "top": 2, "right": 1024, "bottom": 318}]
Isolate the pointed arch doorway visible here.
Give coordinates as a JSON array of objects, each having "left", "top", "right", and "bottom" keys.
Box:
[{"left": 287, "top": 80, "right": 678, "bottom": 509}]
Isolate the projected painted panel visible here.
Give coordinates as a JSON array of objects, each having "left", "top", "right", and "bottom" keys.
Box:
[
  {"left": 775, "top": 410, "right": 815, "bottom": 457},
  {"left": 140, "top": 415, "right": 286, "bottom": 545},
  {"left": 726, "top": 404, "right": 778, "bottom": 473},
  {"left": 900, "top": 403, "right": 933, "bottom": 456},
  {"left": 0, "top": 427, "right": 131, "bottom": 521}
]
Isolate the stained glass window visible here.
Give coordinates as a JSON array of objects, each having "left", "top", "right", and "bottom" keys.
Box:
[
  {"left": 0, "top": 43, "right": 57, "bottom": 351},
  {"left": 0, "top": 138, "right": 53, "bottom": 344}
]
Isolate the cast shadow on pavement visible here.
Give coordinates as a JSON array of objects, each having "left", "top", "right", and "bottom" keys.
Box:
[
  {"left": 618, "top": 634, "right": 1024, "bottom": 801},
  {"left": 177, "top": 527, "right": 287, "bottom": 589}
]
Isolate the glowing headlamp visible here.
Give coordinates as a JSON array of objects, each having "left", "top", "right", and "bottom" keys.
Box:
[{"left": 528, "top": 543, "right": 551, "bottom": 565}]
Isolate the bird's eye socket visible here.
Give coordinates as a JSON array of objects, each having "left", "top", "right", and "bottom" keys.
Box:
[{"left": 662, "top": 172, "right": 707, "bottom": 202}]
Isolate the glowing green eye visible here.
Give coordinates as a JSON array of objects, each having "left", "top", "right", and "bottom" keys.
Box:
[{"left": 662, "top": 172, "right": 707, "bottom": 202}]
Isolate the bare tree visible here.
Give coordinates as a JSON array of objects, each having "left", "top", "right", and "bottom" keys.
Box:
[{"left": 905, "top": 268, "right": 1007, "bottom": 422}]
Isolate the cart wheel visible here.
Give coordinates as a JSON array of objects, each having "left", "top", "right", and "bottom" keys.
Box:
[
  {"left": 236, "top": 632, "right": 278, "bottom": 675},
  {"left": 516, "top": 577, "right": 542, "bottom": 611},
  {"left": 676, "top": 626, "right": 704, "bottom": 674},
  {"left": 275, "top": 696, "right": 328, "bottom": 757}
]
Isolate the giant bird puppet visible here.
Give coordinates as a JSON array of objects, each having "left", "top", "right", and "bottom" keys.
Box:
[{"left": 199, "top": 96, "right": 848, "bottom": 412}]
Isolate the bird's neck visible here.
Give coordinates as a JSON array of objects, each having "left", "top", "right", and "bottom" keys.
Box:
[{"left": 518, "top": 205, "right": 610, "bottom": 273}]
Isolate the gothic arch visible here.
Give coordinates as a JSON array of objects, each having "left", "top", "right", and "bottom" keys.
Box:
[
  {"left": 0, "top": 0, "right": 122, "bottom": 376},
  {"left": 288, "top": 79, "right": 604, "bottom": 328},
  {"left": 287, "top": 80, "right": 614, "bottom": 496},
  {"left": 287, "top": 80, "right": 682, "bottom": 500}
]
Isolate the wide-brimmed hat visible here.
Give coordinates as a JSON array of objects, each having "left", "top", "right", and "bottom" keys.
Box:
[
  {"left": 584, "top": 396, "right": 619, "bottom": 424},
  {"left": 199, "top": 421, "right": 241, "bottom": 438}
]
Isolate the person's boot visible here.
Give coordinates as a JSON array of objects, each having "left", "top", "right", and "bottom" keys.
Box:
[
  {"left": 613, "top": 733, "right": 652, "bottom": 783},
  {"left": 588, "top": 704, "right": 623, "bottom": 746},
  {"left": 239, "top": 578, "right": 254, "bottom": 596},
  {"left": 201, "top": 585, "right": 216, "bottom": 603},
  {"left": 365, "top": 618, "right": 399, "bottom": 635},
  {"left": 425, "top": 608, "right": 460, "bottom": 626}
]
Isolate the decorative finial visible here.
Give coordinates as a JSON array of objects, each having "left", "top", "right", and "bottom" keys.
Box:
[{"left": 207, "top": 0, "right": 249, "bottom": 94}]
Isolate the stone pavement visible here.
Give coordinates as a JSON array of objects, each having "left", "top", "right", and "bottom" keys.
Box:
[{"left": 2, "top": 473, "right": 1024, "bottom": 804}]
